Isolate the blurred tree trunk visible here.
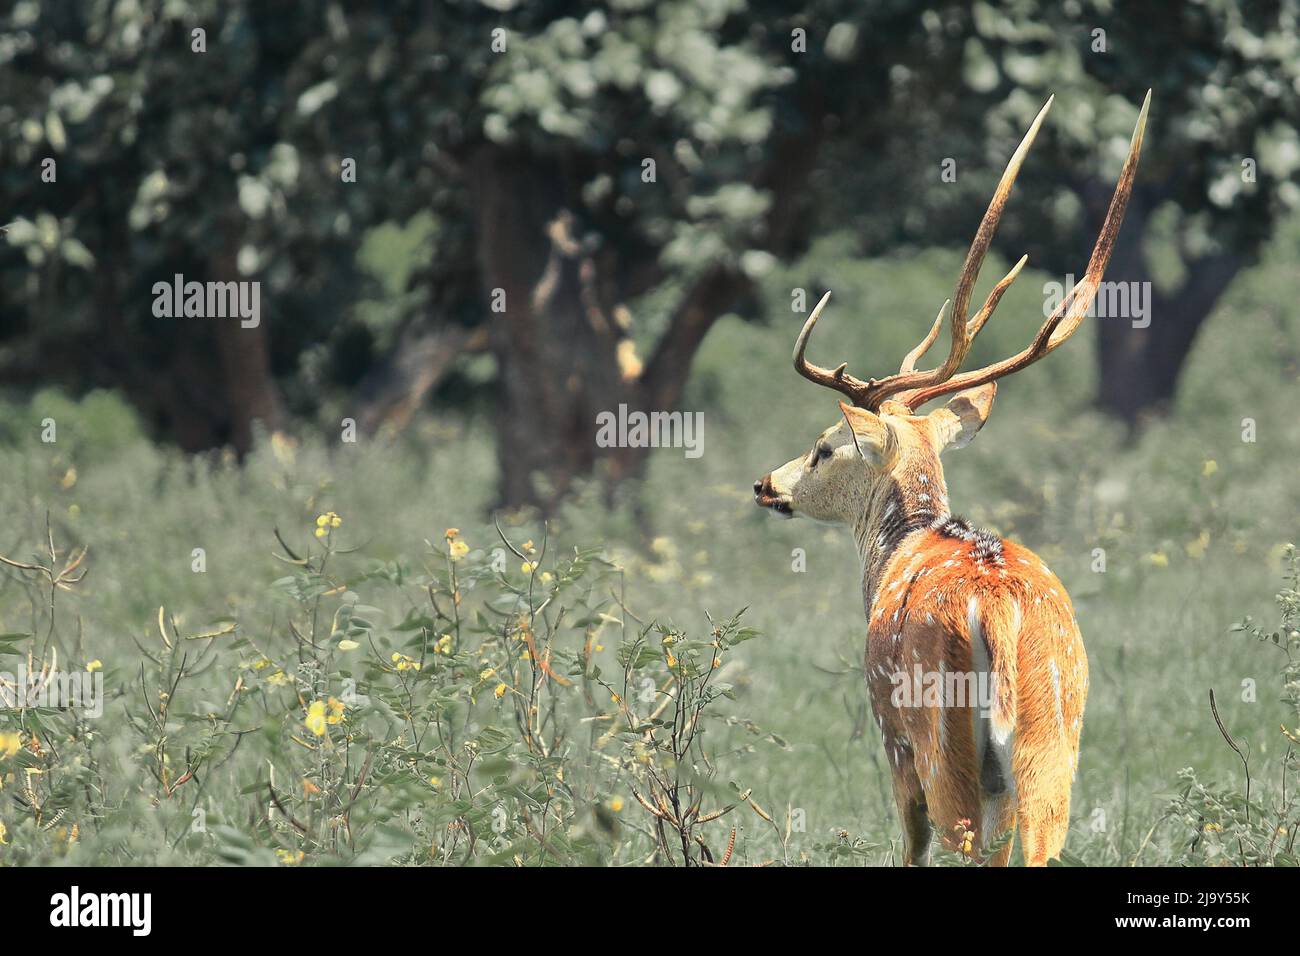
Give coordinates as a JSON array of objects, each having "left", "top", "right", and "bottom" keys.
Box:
[
  {"left": 463, "top": 110, "right": 821, "bottom": 512},
  {"left": 467, "top": 148, "right": 660, "bottom": 511},
  {"left": 356, "top": 326, "right": 489, "bottom": 436},
  {"left": 1086, "top": 189, "right": 1245, "bottom": 426},
  {"left": 210, "top": 232, "right": 285, "bottom": 455}
]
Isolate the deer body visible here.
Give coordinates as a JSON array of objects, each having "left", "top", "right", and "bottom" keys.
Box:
[
  {"left": 862, "top": 504, "right": 1087, "bottom": 867},
  {"left": 754, "top": 93, "right": 1147, "bottom": 865}
]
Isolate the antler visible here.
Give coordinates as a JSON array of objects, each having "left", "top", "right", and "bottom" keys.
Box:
[{"left": 793, "top": 91, "right": 1150, "bottom": 411}]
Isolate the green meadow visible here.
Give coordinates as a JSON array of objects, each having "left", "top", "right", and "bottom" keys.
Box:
[{"left": 1, "top": 222, "right": 1297, "bottom": 866}]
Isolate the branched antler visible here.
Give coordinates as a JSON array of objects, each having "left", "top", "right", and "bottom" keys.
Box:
[{"left": 793, "top": 92, "right": 1151, "bottom": 411}]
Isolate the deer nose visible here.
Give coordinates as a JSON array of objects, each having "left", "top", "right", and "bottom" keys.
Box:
[{"left": 754, "top": 475, "right": 772, "bottom": 498}]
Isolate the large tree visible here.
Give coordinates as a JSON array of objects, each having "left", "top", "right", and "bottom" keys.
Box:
[
  {"left": 817, "top": 0, "right": 1300, "bottom": 424},
  {"left": 4, "top": 0, "right": 1298, "bottom": 508}
]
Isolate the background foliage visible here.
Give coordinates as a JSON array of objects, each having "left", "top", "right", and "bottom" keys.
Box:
[{"left": 0, "top": 1, "right": 1298, "bottom": 865}]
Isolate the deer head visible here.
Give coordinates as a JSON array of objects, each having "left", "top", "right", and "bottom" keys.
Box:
[{"left": 755, "top": 92, "right": 1149, "bottom": 530}]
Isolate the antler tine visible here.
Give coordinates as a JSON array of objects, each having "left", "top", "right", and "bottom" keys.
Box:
[
  {"left": 967, "top": 254, "right": 1028, "bottom": 340},
  {"left": 902, "top": 252, "right": 1030, "bottom": 376},
  {"left": 932, "top": 95, "right": 1054, "bottom": 384},
  {"left": 792, "top": 291, "right": 874, "bottom": 403},
  {"left": 899, "top": 300, "right": 948, "bottom": 374},
  {"left": 899, "top": 90, "right": 1151, "bottom": 410},
  {"left": 843, "top": 96, "right": 1053, "bottom": 408}
]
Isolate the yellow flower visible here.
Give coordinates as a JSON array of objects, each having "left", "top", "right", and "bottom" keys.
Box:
[
  {"left": 337, "top": 639, "right": 359, "bottom": 652},
  {"left": 1204, "top": 822, "right": 1222, "bottom": 832},
  {"left": 326, "top": 697, "right": 345, "bottom": 724},
  {"left": 316, "top": 515, "right": 329, "bottom": 528},
  {"left": 85, "top": 660, "right": 102, "bottom": 673},
  {"left": 480, "top": 667, "right": 496, "bottom": 681},
  {"left": 449, "top": 539, "right": 469, "bottom": 560},
  {"left": 330, "top": 514, "right": 342, "bottom": 528},
  {"left": 522, "top": 540, "right": 535, "bottom": 554},
  {"left": 252, "top": 657, "right": 272, "bottom": 671},
  {"left": 494, "top": 682, "right": 508, "bottom": 699},
  {"left": 521, "top": 561, "right": 535, "bottom": 574},
  {"left": 305, "top": 700, "right": 327, "bottom": 737},
  {"left": 1202, "top": 459, "right": 1218, "bottom": 476},
  {"left": 0, "top": 821, "right": 6, "bottom": 844},
  {"left": 444, "top": 528, "right": 460, "bottom": 539},
  {"left": 541, "top": 571, "right": 553, "bottom": 584},
  {"left": 608, "top": 797, "right": 624, "bottom": 813},
  {"left": 276, "top": 848, "right": 305, "bottom": 865},
  {"left": 436, "top": 634, "right": 453, "bottom": 654},
  {"left": 315, "top": 527, "right": 327, "bottom": 539},
  {"left": 392, "top": 652, "right": 421, "bottom": 672},
  {"left": 0, "top": 732, "right": 21, "bottom": 758},
  {"left": 430, "top": 776, "right": 441, "bottom": 788},
  {"left": 1145, "top": 551, "right": 1170, "bottom": 568},
  {"left": 266, "top": 670, "right": 291, "bottom": 687},
  {"left": 665, "top": 651, "right": 677, "bottom": 668},
  {"left": 1185, "top": 530, "right": 1210, "bottom": 560}
]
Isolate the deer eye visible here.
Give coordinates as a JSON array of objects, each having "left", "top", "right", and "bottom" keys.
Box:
[{"left": 811, "top": 444, "right": 832, "bottom": 466}]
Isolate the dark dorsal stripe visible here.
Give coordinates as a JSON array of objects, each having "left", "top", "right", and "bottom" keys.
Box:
[{"left": 931, "top": 513, "right": 1005, "bottom": 566}]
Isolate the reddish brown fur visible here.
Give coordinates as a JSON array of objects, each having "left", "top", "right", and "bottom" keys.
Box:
[{"left": 866, "top": 525, "right": 1087, "bottom": 865}]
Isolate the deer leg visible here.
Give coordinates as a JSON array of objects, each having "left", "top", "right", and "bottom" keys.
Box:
[{"left": 888, "top": 759, "right": 933, "bottom": 866}]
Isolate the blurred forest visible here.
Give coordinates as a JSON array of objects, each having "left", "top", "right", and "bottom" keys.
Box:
[{"left": 2, "top": 0, "right": 1299, "bottom": 510}]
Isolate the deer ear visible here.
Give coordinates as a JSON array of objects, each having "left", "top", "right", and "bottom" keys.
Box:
[
  {"left": 838, "top": 402, "right": 892, "bottom": 463},
  {"left": 929, "top": 383, "right": 997, "bottom": 451}
]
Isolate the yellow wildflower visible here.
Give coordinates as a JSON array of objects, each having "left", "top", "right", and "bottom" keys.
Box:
[
  {"left": 521, "top": 561, "right": 535, "bottom": 574},
  {"left": 1145, "top": 551, "right": 1170, "bottom": 568},
  {"left": 0, "top": 732, "right": 21, "bottom": 758},
  {"left": 0, "top": 821, "right": 7, "bottom": 844},
  {"left": 494, "top": 683, "right": 508, "bottom": 699},
  {"left": 541, "top": 571, "right": 553, "bottom": 584},
  {"left": 85, "top": 660, "right": 102, "bottom": 673},
  {"left": 1202, "top": 459, "right": 1218, "bottom": 476},
  {"left": 305, "top": 700, "right": 327, "bottom": 737},
  {"left": 608, "top": 797, "right": 624, "bottom": 813},
  {"left": 444, "top": 528, "right": 460, "bottom": 539},
  {"left": 436, "top": 634, "right": 453, "bottom": 654},
  {"left": 522, "top": 539, "right": 535, "bottom": 554},
  {"left": 449, "top": 539, "right": 469, "bottom": 560},
  {"left": 276, "top": 848, "right": 305, "bottom": 865},
  {"left": 480, "top": 667, "right": 496, "bottom": 681},
  {"left": 266, "top": 670, "right": 291, "bottom": 687},
  {"left": 326, "top": 697, "right": 345, "bottom": 724},
  {"left": 315, "top": 527, "right": 327, "bottom": 539},
  {"left": 392, "top": 652, "right": 421, "bottom": 672}
]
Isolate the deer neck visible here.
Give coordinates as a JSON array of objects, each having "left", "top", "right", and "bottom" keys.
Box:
[{"left": 852, "top": 461, "right": 949, "bottom": 616}]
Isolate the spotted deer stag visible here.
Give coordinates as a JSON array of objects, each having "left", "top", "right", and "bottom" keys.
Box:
[{"left": 754, "top": 93, "right": 1149, "bottom": 866}]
